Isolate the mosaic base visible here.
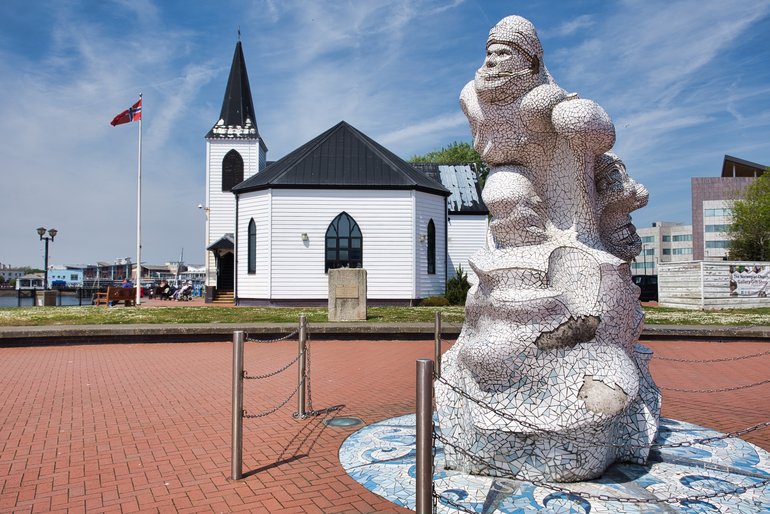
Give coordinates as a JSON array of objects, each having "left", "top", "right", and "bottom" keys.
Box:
[{"left": 339, "top": 414, "right": 770, "bottom": 513}]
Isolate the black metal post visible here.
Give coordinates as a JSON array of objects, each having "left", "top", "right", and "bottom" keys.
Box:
[{"left": 43, "top": 237, "right": 49, "bottom": 290}]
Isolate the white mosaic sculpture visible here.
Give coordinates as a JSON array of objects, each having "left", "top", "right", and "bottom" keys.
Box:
[{"left": 435, "top": 15, "right": 661, "bottom": 483}]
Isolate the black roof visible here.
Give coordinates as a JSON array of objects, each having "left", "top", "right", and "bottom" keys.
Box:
[
  {"left": 232, "top": 121, "right": 450, "bottom": 196},
  {"left": 721, "top": 154, "right": 767, "bottom": 178},
  {"left": 206, "top": 41, "right": 259, "bottom": 140},
  {"left": 411, "top": 163, "right": 488, "bottom": 215},
  {"left": 207, "top": 233, "right": 234, "bottom": 251}
]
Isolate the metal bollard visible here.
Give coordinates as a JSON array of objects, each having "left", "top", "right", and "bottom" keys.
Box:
[
  {"left": 434, "top": 311, "right": 442, "bottom": 379},
  {"left": 297, "top": 315, "right": 307, "bottom": 419},
  {"left": 231, "top": 331, "right": 245, "bottom": 480},
  {"left": 416, "top": 358, "right": 434, "bottom": 514}
]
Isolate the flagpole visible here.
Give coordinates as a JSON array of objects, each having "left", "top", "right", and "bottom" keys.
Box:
[{"left": 136, "top": 93, "right": 143, "bottom": 305}]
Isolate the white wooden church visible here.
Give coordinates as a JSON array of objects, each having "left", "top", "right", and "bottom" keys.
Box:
[{"left": 204, "top": 41, "right": 488, "bottom": 305}]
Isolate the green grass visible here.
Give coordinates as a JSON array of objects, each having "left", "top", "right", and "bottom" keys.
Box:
[
  {"left": 0, "top": 305, "right": 466, "bottom": 326},
  {"left": 1, "top": 304, "right": 769, "bottom": 327}
]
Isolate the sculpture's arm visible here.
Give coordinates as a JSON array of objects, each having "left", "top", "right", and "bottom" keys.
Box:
[
  {"left": 551, "top": 97, "right": 615, "bottom": 154},
  {"left": 519, "top": 84, "right": 568, "bottom": 130},
  {"left": 460, "top": 80, "right": 486, "bottom": 156}
]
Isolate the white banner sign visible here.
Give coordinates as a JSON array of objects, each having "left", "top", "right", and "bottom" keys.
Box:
[{"left": 730, "top": 265, "right": 770, "bottom": 297}]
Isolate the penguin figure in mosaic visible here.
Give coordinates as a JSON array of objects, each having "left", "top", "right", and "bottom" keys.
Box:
[{"left": 435, "top": 15, "right": 661, "bottom": 482}]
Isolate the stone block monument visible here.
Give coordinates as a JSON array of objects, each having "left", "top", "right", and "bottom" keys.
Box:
[
  {"left": 328, "top": 268, "right": 367, "bottom": 321},
  {"left": 435, "top": 15, "right": 661, "bottom": 482}
]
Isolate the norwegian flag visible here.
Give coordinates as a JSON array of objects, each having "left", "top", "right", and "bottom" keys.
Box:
[{"left": 110, "top": 98, "right": 142, "bottom": 126}]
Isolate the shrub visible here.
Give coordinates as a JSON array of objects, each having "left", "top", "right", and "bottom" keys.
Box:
[
  {"left": 446, "top": 265, "right": 471, "bottom": 305},
  {"left": 420, "top": 296, "right": 450, "bottom": 307}
]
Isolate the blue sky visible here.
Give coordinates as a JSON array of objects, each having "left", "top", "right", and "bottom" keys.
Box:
[{"left": 2, "top": 0, "right": 770, "bottom": 267}]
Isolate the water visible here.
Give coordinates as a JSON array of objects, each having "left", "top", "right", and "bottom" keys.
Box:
[{"left": 0, "top": 293, "right": 90, "bottom": 308}]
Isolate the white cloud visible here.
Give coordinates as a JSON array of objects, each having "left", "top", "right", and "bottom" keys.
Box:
[
  {"left": 378, "top": 112, "right": 468, "bottom": 148},
  {"left": 540, "top": 14, "right": 594, "bottom": 39}
]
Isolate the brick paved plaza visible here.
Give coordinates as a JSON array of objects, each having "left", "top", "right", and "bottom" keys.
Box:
[{"left": 1, "top": 338, "right": 768, "bottom": 513}]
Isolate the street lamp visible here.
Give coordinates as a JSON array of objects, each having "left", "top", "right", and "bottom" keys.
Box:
[
  {"left": 642, "top": 243, "right": 648, "bottom": 276},
  {"left": 36, "top": 227, "right": 58, "bottom": 289}
]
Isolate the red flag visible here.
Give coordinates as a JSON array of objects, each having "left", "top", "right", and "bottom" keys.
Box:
[{"left": 110, "top": 98, "right": 142, "bottom": 126}]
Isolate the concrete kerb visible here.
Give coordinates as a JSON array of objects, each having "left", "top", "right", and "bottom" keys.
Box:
[{"left": 1, "top": 322, "right": 770, "bottom": 346}]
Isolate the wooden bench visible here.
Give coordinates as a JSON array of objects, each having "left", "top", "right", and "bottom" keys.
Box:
[{"left": 94, "top": 287, "right": 136, "bottom": 306}]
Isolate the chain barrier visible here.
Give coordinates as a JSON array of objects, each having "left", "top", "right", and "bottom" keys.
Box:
[
  {"left": 660, "top": 378, "right": 770, "bottom": 393},
  {"left": 432, "top": 484, "right": 477, "bottom": 514},
  {"left": 241, "top": 321, "right": 315, "bottom": 419},
  {"left": 655, "top": 349, "right": 770, "bottom": 363},
  {"left": 243, "top": 382, "right": 301, "bottom": 419},
  {"left": 427, "top": 319, "right": 770, "bottom": 508},
  {"left": 243, "top": 351, "right": 303, "bottom": 380},
  {"left": 434, "top": 374, "right": 770, "bottom": 450},
  {"left": 433, "top": 432, "right": 769, "bottom": 505},
  {"left": 245, "top": 329, "right": 299, "bottom": 344}
]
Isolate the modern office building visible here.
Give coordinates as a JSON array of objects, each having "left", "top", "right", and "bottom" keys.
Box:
[
  {"left": 633, "top": 222, "right": 694, "bottom": 275},
  {"left": 635, "top": 155, "right": 767, "bottom": 272},
  {"left": 691, "top": 155, "right": 766, "bottom": 260}
]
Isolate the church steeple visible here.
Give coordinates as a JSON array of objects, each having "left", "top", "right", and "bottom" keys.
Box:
[{"left": 207, "top": 40, "right": 259, "bottom": 139}]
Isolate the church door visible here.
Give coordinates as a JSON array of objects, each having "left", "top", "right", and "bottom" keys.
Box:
[{"left": 217, "top": 252, "right": 234, "bottom": 292}]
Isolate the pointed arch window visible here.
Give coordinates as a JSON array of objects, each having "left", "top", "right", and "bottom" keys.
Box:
[
  {"left": 222, "top": 149, "right": 244, "bottom": 192},
  {"left": 427, "top": 219, "right": 436, "bottom": 275},
  {"left": 247, "top": 219, "right": 256, "bottom": 274},
  {"left": 325, "top": 212, "right": 362, "bottom": 272}
]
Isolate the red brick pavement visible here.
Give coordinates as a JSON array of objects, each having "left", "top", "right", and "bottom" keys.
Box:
[{"left": 0, "top": 338, "right": 768, "bottom": 513}]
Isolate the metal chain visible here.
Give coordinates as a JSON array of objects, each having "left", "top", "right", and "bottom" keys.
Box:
[
  {"left": 242, "top": 382, "right": 301, "bottom": 419},
  {"left": 243, "top": 352, "right": 302, "bottom": 380},
  {"left": 652, "top": 420, "right": 770, "bottom": 449},
  {"left": 245, "top": 329, "right": 299, "bottom": 344},
  {"left": 434, "top": 432, "right": 770, "bottom": 505},
  {"left": 432, "top": 486, "right": 477, "bottom": 513},
  {"left": 660, "top": 378, "right": 770, "bottom": 393},
  {"left": 428, "top": 424, "right": 436, "bottom": 514},
  {"left": 435, "top": 374, "right": 770, "bottom": 450},
  {"left": 655, "top": 349, "right": 770, "bottom": 363}
]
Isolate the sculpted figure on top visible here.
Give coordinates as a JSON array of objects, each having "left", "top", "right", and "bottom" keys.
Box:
[{"left": 435, "top": 16, "right": 660, "bottom": 482}]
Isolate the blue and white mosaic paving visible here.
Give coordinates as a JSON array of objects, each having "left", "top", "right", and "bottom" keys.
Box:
[{"left": 340, "top": 414, "right": 770, "bottom": 513}]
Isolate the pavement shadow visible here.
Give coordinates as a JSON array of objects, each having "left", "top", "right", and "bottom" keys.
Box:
[{"left": 244, "top": 404, "right": 346, "bottom": 477}]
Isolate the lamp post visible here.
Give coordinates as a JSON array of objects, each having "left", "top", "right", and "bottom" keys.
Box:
[
  {"left": 36, "top": 227, "right": 58, "bottom": 289},
  {"left": 642, "top": 243, "right": 648, "bottom": 276}
]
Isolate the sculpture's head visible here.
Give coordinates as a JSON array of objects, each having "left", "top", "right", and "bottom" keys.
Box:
[
  {"left": 595, "top": 153, "right": 649, "bottom": 262},
  {"left": 475, "top": 16, "right": 545, "bottom": 104}
]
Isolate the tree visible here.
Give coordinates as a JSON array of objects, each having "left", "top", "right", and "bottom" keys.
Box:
[
  {"left": 445, "top": 265, "right": 472, "bottom": 305},
  {"left": 410, "top": 141, "right": 489, "bottom": 187},
  {"left": 728, "top": 169, "right": 770, "bottom": 261}
]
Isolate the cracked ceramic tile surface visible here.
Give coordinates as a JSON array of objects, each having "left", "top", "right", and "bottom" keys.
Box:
[{"left": 436, "top": 15, "right": 660, "bottom": 482}]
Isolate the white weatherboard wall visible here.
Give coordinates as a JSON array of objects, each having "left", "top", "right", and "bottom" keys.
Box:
[
  {"left": 659, "top": 260, "right": 770, "bottom": 309},
  {"left": 236, "top": 191, "right": 270, "bottom": 299},
  {"left": 447, "top": 215, "right": 488, "bottom": 281},
  {"left": 237, "top": 188, "right": 447, "bottom": 302},
  {"left": 205, "top": 139, "right": 261, "bottom": 286},
  {"left": 414, "top": 191, "right": 447, "bottom": 298}
]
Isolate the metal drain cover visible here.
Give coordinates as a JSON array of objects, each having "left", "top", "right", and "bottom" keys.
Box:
[{"left": 324, "top": 416, "right": 363, "bottom": 427}]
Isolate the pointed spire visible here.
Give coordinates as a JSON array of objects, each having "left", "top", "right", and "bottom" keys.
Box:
[{"left": 207, "top": 39, "right": 259, "bottom": 139}]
